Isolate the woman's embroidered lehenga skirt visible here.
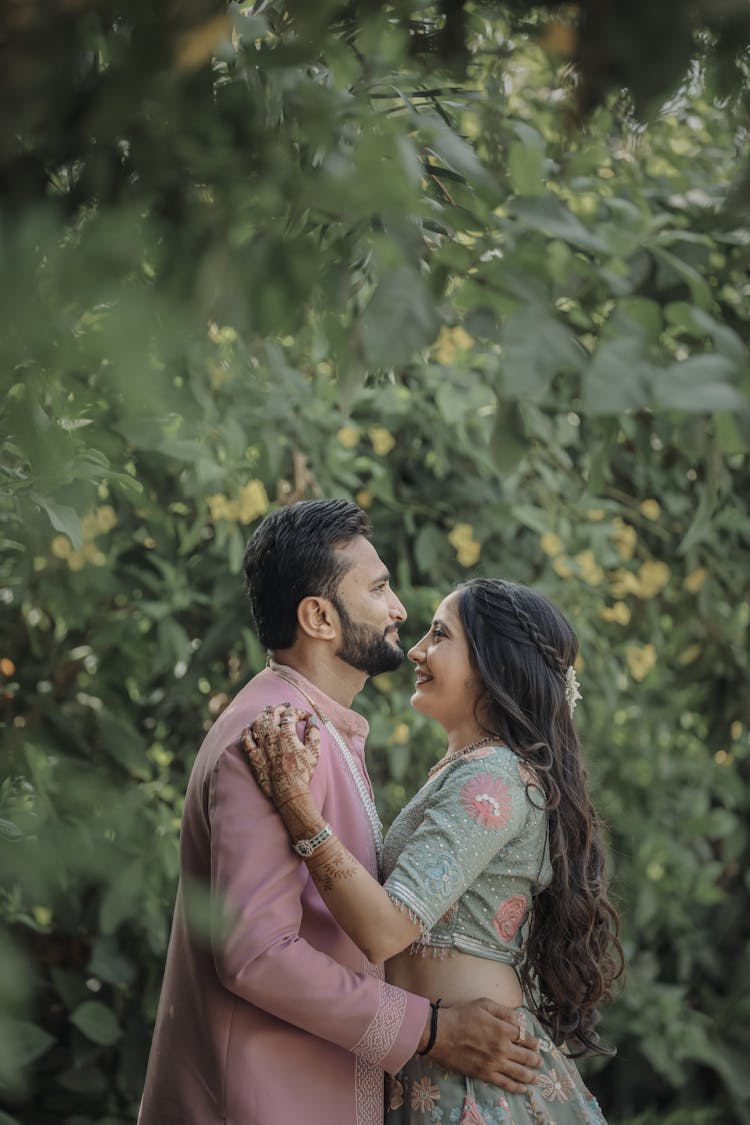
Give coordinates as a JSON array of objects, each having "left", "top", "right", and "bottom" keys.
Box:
[{"left": 385, "top": 1008, "right": 608, "bottom": 1125}]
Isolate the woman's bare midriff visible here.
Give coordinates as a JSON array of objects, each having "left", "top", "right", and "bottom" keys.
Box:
[{"left": 386, "top": 947, "right": 524, "bottom": 1008}]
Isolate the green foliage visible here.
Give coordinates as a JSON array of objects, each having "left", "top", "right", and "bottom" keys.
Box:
[{"left": 1, "top": 3, "right": 749, "bottom": 1122}]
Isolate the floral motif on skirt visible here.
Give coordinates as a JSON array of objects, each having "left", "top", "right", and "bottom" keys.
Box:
[{"left": 385, "top": 1009, "right": 607, "bottom": 1125}]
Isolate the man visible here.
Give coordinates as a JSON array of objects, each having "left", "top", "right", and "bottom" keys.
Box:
[{"left": 139, "top": 499, "right": 540, "bottom": 1125}]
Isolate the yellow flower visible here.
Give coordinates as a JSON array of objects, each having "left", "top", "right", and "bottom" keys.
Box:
[
  {"left": 94, "top": 505, "right": 117, "bottom": 534},
  {"left": 237, "top": 480, "right": 269, "bottom": 524},
  {"left": 552, "top": 556, "right": 573, "bottom": 579},
  {"left": 586, "top": 509, "right": 606, "bottom": 522},
  {"left": 81, "top": 512, "right": 100, "bottom": 542},
  {"left": 208, "top": 361, "right": 229, "bottom": 391},
  {"left": 683, "top": 567, "right": 707, "bottom": 594},
  {"left": 208, "top": 321, "right": 237, "bottom": 345},
  {"left": 626, "top": 644, "right": 657, "bottom": 681},
  {"left": 337, "top": 426, "right": 360, "bottom": 450},
  {"left": 730, "top": 721, "right": 743, "bottom": 741},
  {"left": 355, "top": 490, "right": 374, "bottom": 510},
  {"left": 679, "top": 644, "right": 701, "bottom": 665},
  {"left": 639, "top": 499, "right": 661, "bottom": 521},
  {"left": 611, "top": 518, "right": 637, "bottom": 560},
  {"left": 575, "top": 549, "right": 605, "bottom": 587},
  {"left": 540, "top": 532, "right": 564, "bottom": 557},
  {"left": 32, "top": 906, "right": 53, "bottom": 928},
  {"left": 207, "top": 494, "right": 233, "bottom": 522},
  {"left": 457, "top": 541, "right": 481, "bottom": 567},
  {"left": 51, "top": 535, "right": 73, "bottom": 560},
  {"left": 609, "top": 568, "right": 641, "bottom": 598},
  {"left": 0, "top": 658, "right": 15, "bottom": 676},
  {"left": 369, "top": 427, "right": 396, "bottom": 457},
  {"left": 434, "top": 325, "right": 474, "bottom": 365},
  {"left": 389, "top": 723, "right": 410, "bottom": 745},
  {"left": 637, "top": 560, "right": 670, "bottom": 599},
  {"left": 600, "top": 601, "right": 631, "bottom": 626},
  {"left": 449, "top": 524, "right": 481, "bottom": 568}
]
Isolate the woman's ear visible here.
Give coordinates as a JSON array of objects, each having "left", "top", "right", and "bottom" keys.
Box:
[{"left": 296, "top": 595, "right": 338, "bottom": 641}]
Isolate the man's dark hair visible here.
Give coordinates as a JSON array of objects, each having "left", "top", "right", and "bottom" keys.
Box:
[{"left": 243, "top": 499, "right": 371, "bottom": 650}]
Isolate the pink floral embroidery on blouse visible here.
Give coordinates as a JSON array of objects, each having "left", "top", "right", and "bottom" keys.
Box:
[
  {"left": 410, "top": 1076, "right": 440, "bottom": 1112},
  {"left": 387, "top": 1076, "right": 404, "bottom": 1111},
  {"left": 459, "top": 1096, "right": 488, "bottom": 1123},
  {"left": 459, "top": 773, "right": 512, "bottom": 829},
  {"left": 492, "top": 895, "right": 527, "bottom": 941},
  {"left": 537, "top": 1067, "right": 574, "bottom": 1101}
]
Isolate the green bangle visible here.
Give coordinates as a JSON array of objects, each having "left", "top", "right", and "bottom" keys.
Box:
[{"left": 418, "top": 998, "right": 442, "bottom": 1057}]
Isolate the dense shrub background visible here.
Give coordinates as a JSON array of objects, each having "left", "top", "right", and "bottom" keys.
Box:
[{"left": 1, "top": 3, "right": 749, "bottom": 1122}]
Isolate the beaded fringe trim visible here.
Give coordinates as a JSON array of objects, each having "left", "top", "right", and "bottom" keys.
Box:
[
  {"left": 407, "top": 941, "right": 454, "bottom": 959},
  {"left": 386, "top": 893, "right": 432, "bottom": 940}
]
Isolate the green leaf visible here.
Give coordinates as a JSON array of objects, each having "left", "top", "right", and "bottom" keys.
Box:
[
  {"left": 33, "top": 496, "right": 83, "bottom": 549},
  {"left": 714, "top": 411, "right": 746, "bottom": 454},
  {"left": 653, "top": 355, "right": 745, "bottom": 413},
  {"left": 512, "top": 195, "right": 606, "bottom": 253},
  {"left": 0, "top": 817, "right": 21, "bottom": 841},
  {"left": 359, "top": 267, "right": 438, "bottom": 370},
  {"left": 500, "top": 308, "right": 583, "bottom": 398},
  {"left": 97, "top": 713, "right": 148, "bottom": 775},
  {"left": 0, "top": 1018, "right": 55, "bottom": 1068},
  {"left": 490, "top": 399, "right": 529, "bottom": 471},
  {"left": 69, "top": 1001, "right": 122, "bottom": 1046},
  {"left": 508, "top": 142, "right": 544, "bottom": 196},
  {"left": 414, "top": 524, "right": 446, "bottom": 574},
  {"left": 88, "top": 938, "right": 136, "bottom": 986},
  {"left": 582, "top": 337, "right": 655, "bottom": 414}
]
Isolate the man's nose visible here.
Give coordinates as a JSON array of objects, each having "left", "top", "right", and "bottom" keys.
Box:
[{"left": 389, "top": 591, "right": 407, "bottom": 621}]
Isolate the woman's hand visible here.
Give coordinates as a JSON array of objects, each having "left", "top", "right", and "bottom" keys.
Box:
[{"left": 242, "top": 705, "right": 321, "bottom": 809}]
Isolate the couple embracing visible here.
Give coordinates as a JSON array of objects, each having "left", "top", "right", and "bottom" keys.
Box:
[{"left": 139, "top": 499, "right": 622, "bottom": 1125}]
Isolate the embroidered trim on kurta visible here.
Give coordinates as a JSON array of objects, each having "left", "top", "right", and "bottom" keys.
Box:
[
  {"left": 352, "top": 978, "right": 408, "bottom": 1066},
  {"left": 355, "top": 1056, "right": 385, "bottom": 1125},
  {"left": 353, "top": 953, "right": 390, "bottom": 1125}
]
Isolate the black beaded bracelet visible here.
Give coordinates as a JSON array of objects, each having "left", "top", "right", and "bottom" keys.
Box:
[{"left": 418, "top": 998, "right": 442, "bottom": 1056}]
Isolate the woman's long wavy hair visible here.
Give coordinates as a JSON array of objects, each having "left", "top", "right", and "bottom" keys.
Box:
[{"left": 456, "top": 578, "right": 624, "bottom": 1054}]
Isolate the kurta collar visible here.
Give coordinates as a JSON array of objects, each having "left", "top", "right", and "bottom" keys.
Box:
[{"left": 266, "top": 659, "right": 369, "bottom": 744}]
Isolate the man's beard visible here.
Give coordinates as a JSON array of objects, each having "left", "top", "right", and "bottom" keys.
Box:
[{"left": 332, "top": 597, "right": 405, "bottom": 676}]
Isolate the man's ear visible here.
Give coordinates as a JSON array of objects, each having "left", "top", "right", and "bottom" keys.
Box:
[{"left": 297, "top": 596, "right": 338, "bottom": 641}]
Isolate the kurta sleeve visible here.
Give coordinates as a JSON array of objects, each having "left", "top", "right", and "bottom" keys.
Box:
[
  {"left": 384, "top": 747, "right": 534, "bottom": 933},
  {"left": 208, "top": 741, "right": 428, "bottom": 1074}
]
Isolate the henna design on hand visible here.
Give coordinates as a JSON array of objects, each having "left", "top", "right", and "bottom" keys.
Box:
[
  {"left": 242, "top": 705, "right": 321, "bottom": 808},
  {"left": 307, "top": 842, "right": 359, "bottom": 894}
]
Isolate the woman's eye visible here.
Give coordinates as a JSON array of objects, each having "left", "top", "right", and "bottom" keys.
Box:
[{"left": 431, "top": 626, "right": 445, "bottom": 640}]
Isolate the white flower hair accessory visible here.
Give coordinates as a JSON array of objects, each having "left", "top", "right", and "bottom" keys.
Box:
[{"left": 565, "top": 666, "right": 582, "bottom": 716}]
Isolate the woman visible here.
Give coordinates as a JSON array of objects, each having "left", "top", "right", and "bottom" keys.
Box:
[{"left": 243, "top": 578, "right": 623, "bottom": 1124}]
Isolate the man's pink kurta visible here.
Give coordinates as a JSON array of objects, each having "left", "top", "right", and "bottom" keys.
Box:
[{"left": 138, "top": 665, "right": 429, "bottom": 1125}]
